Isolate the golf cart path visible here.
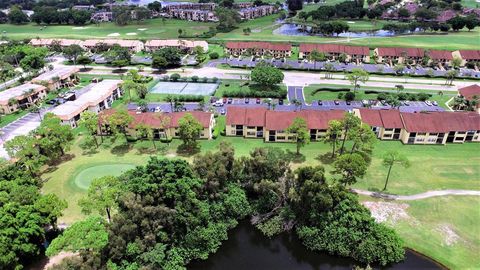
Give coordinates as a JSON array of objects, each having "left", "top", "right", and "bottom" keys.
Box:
[{"left": 352, "top": 189, "right": 480, "bottom": 201}]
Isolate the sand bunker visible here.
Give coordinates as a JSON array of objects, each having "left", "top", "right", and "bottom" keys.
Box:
[
  {"left": 137, "top": 28, "right": 148, "bottom": 31},
  {"left": 72, "top": 27, "right": 88, "bottom": 30},
  {"left": 363, "top": 201, "right": 410, "bottom": 224},
  {"left": 126, "top": 32, "right": 137, "bottom": 35},
  {"left": 107, "top": 33, "right": 120, "bottom": 37}
]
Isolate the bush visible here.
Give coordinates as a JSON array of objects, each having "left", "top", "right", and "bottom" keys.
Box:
[
  {"left": 170, "top": 73, "right": 181, "bottom": 82},
  {"left": 202, "top": 77, "right": 208, "bottom": 83},
  {"left": 191, "top": 75, "right": 199, "bottom": 82},
  {"left": 163, "top": 95, "right": 204, "bottom": 102},
  {"left": 209, "top": 52, "right": 219, "bottom": 59},
  {"left": 212, "top": 77, "right": 219, "bottom": 83},
  {"left": 344, "top": 92, "right": 355, "bottom": 101},
  {"left": 417, "top": 93, "right": 430, "bottom": 101}
]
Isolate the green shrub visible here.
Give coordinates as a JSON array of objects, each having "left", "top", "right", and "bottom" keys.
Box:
[{"left": 209, "top": 52, "right": 219, "bottom": 59}]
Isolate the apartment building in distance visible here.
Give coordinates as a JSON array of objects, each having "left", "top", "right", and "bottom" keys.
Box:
[
  {"left": 99, "top": 110, "right": 215, "bottom": 140},
  {"left": 225, "top": 42, "right": 292, "bottom": 58},
  {"left": 0, "top": 83, "right": 47, "bottom": 114},
  {"left": 299, "top": 44, "right": 370, "bottom": 63},
  {"left": 452, "top": 50, "right": 480, "bottom": 67},
  {"left": 30, "top": 38, "right": 85, "bottom": 48},
  {"left": 83, "top": 39, "right": 144, "bottom": 52},
  {"left": 50, "top": 80, "right": 123, "bottom": 128},
  {"left": 238, "top": 5, "right": 278, "bottom": 20},
  {"left": 31, "top": 67, "right": 79, "bottom": 91},
  {"left": 163, "top": 2, "right": 216, "bottom": 11},
  {"left": 168, "top": 9, "right": 216, "bottom": 22},
  {"left": 144, "top": 39, "right": 209, "bottom": 53}
]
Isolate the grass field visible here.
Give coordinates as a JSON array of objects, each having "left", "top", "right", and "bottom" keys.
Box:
[
  {"left": 461, "top": 0, "right": 479, "bottom": 8},
  {"left": 1, "top": 18, "right": 215, "bottom": 40},
  {"left": 212, "top": 15, "right": 480, "bottom": 50},
  {"left": 42, "top": 130, "right": 480, "bottom": 223},
  {"left": 363, "top": 196, "right": 480, "bottom": 269}
]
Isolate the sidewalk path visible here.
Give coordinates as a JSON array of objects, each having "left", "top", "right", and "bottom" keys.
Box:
[{"left": 352, "top": 189, "right": 480, "bottom": 201}]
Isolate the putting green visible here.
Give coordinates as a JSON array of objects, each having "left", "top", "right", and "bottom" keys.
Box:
[{"left": 74, "top": 164, "right": 136, "bottom": 190}]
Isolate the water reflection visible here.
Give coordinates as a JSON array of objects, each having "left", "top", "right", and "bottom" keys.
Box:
[{"left": 188, "top": 221, "right": 444, "bottom": 270}]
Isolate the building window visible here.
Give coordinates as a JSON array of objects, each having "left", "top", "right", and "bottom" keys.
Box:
[{"left": 277, "top": 136, "right": 285, "bottom": 140}]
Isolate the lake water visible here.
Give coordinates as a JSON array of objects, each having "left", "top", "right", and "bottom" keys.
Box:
[
  {"left": 188, "top": 221, "right": 445, "bottom": 270},
  {"left": 273, "top": 23, "right": 422, "bottom": 38}
]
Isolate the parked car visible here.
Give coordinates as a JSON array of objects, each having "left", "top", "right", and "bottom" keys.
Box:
[
  {"left": 245, "top": 98, "right": 250, "bottom": 104},
  {"left": 380, "top": 100, "right": 387, "bottom": 106},
  {"left": 334, "top": 100, "right": 340, "bottom": 105},
  {"left": 346, "top": 100, "right": 351, "bottom": 105},
  {"left": 317, "top": 100, "right": 323, "bottom": 106},
  {"left": 213, "top": 100, "right": 224, "bottom": 107},
  {"left": 223, "top": 97, "right": 227, "bottom": 104},
  {"left": 227, "top": 98, "right": 233, "bottom": 104},
  {"left": 256, "top": 98, "right": 261, "bottom": 104},
  {"left": 362, "top": 100, "right": 369, "bottom": 106},
  {"left": 425, "top": 100, "right": 433, "bottom": 106},
  {"left": 403, "top": 100, "right": 410, "bottom": 106},
  {"left": 432, "top": 101, "right": 438, "bottom": 106},
  {"left": 149, "top": 107, "right": 155, "bottom": 112},
  {"left": 155, "top": 106, "right": 162, "bottom": 113},
  {"left": 220, "top": 109, "right": 226, "bottom": 115},
  {"left": 278, "top": 99, "right": 284, "bottom": 105}
]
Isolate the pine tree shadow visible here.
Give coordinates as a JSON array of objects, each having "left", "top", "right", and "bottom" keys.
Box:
[
  {"left": 315, "top": 152, "right": 335, "bottom": 164},
  {"left": 176, "top": 144, "right": 200, "bottom": 157},
  {"left": 285, "top": 149, "right": 306, "bottom": 163},
  {"left": 110, "top": 143, "right": 131, "bottom": 156}
]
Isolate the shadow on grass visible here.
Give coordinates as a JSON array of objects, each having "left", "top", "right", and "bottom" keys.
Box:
[
  {"left": 111, "top": 143, "right": 132, "bottom": 156},
  {"left": 285, "top": 149, "right": 306, "bottom": 163},
  {"left": 48, "top": 154, "right": 75, "bottom": 166},
  {"left": 43, "top": 166, "right": 58, "bottom": 174},
  {"left": 112, "top": 69, "right": 127, "bottom": 74},
  {"left": 315, "top": 152, "right": 335, "bottom": 164},
  {"left": 176, "top": 144, "right": 200, "bottom": 157},
  {"left": 81, "top": 148, "right": 100, "bottom": 156},
  {"left": 136, "top": 146, "right": 158, "bottom": 155}
]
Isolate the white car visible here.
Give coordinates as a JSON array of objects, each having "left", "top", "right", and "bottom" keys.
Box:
[
  {"left": 213, "top": 100, "right": 224, "bottom": 107},
  {"left": 154, "top": 106, "right": 162, "bottom": 113},
  {"left": 425, "top": 100, "right": 433, "bottom": 106}
]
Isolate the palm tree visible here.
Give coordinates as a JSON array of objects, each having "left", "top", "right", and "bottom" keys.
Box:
[
  {"left": 382, "top": 150, "right": 410, "bottom": 191},
  {"left": 29, "top": 103, "right": 42, "bottom": 121},
  {"left": 324, "top": 63, "right": 334, "bottom": 79},
  {"left": 291, "top": 98, "right": 302, "bottom": 111}
]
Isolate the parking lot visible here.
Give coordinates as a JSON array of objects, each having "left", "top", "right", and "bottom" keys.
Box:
[{"left": 209, "top": 58, "right": 480, "bottom": 79}]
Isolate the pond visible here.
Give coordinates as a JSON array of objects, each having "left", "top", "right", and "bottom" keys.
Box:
[
  {"left": 273, "top": 23, "right": 423, "bottom": 38},
  {"left": 188, "top": 221, "right": 445, "bottom": 270}
]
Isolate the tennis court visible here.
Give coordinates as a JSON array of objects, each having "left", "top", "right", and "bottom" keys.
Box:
[{"left": 150, "top": 82, "right": 218, "bottom": 96}]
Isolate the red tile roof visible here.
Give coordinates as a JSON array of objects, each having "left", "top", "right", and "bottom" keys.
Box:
[
  {"left": 226, "top": 41, "right": 291, "bottom": 51},
  {"left": 429, "top": 50, "right": 453, "bottom": 60},
  {"left": 265, "top": 110, "right": 345, "bottom": 130},
  {"left": 377, "top": 47, "right": 425, "bottom": 58},
  {"left": 458, "top": 84, "right": 480, "bottom": 101},
  {"left": 458, "top": 50, "right": 480, "bottom": 60},
  {"left": 401, "top": 111, "right": 480, "bottom": 133},
  {"left": 299, "top": 44, "right": 369, "bottom": 56},
  {"left": 100, "top": 109, "right": 213, "bottom": 129},
  {"left": 226, "top": 106, "right": 267, "bottom": 126},
  {"left": 357, "top": 108, "right": 383, "bottom": 127},
  {"left": 379, "top": 109, "right": 404, "bottom": 129}
]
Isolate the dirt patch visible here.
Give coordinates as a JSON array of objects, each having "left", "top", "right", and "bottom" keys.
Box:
[
  {"left": 435, "top": 224, "right": 461, "bottom": 246},
  {"left": 363, "top": 201, "right": 410, "bottom": 225},
  {"left": 44, "top": 252, "right": 77, "bottom": 269}
]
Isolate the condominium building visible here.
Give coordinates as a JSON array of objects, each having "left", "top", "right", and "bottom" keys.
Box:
[
  {"left": 225, "top": 42, "right": 292, "bottom": 58},
  {"left": 168, "top": 9, "right": 216, "bottom": 22},
  {"left": 99, "top": 110, "right": 215, "bottom": 140},
  {"left": 0, "top": 83, "right": 47, "bottom": 114},
  {"left": 50, "top": 80, "right": 123, "bottom": 128},
  {"left": 31, "top": 67, "right": 79, "bottom": 91},
  {"left": 144, "top": 39, "right": 209, "bottom": 53},
  {"left": 226, "top": 107, "right": 345, "bottom": 142},
  {"left": 30, "top": 38, "right": 85, "bottom": 48},
  {"left": 163, "top": 3, "right": 216, "bottom": 11},
  {"left": 354, "top": 108, "right": 480, "bottom": 144},
  {"left": 452, "top": 50, "right": 480, "bottom": 67},
  {"left": 238, "top": 5, "right": 278, "bottom": 20},
  {"left": 83, "top": 39, "right": 144, "bottom": 52},
  {"left": 458, "top": 84, "right": 480, "bottom": 113},
  {"left": 299, "top": 44, "right": 370, "bottom": 63}
]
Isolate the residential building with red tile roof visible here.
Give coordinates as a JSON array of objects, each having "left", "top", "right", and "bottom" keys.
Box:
[
  {"left": 144, "top": 39, "right": 209, "bottom": 52},
  {"left": 299, "top": 44, "right": 370, "bottom": 63},
  {"left": 354, "top": 108, "right": 480, "bottom": 144},
  {"left": 374, "top": 47, "right": 427, "bottom": 64},
  {"left": 100, "top": 110, "right": 215, "bottom": 140},
  {"left": 225, "top": 42, "right": 292, "bottom": 58},
  {"left": 458, "top": 84, "right": 480, "bottom": 113},
  {"left": 83, "top": 39, "right": 144, "bottom": 52},
  {"left": 225, "top": 107, "right": 345, "bottom": 142},
  {"left": 452, "top": 50, "right": 480, "bottom": 66}
]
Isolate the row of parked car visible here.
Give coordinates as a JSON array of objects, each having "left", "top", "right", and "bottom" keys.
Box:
[{"left": 211, "top": 97, "right": 285, "bottom": 107}]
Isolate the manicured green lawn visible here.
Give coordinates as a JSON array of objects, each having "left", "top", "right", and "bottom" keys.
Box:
[
  {"left": 212, "top": 15, "right": 480, "bottom": 50},
  {"left": 377, "top": 196, "right": 480, "bottom": 270},
  {"left": 73, "top": 163, "right": 135, "bottom": 190},
  {"left": 355, "top": 141, "right": 480, "bottom": 194},
  {"left": 0, "top": 110, "right": 28, "bottom": 128},
  {"left": 2, "top": 19, "right": 215, "bottom": 40},
  {"left": 461, "top": 0, "right": 479, "bottom": 8}
]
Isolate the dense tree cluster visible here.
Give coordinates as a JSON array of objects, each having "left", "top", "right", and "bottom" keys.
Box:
[
  {"left": 0, "top": 161, "right": 67, "bottom": 270},
  {"left": 31, "top": 7, "right": 91, "bottom": 25},
  {"left": 1, "top": 43, "right": 49, "bottom": 72},
  {"left": 0, "top": 0, "right": 106, "bottom": 10},
  {"left": 250, "top": 61, "right": 285, "bottom": 89}
]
